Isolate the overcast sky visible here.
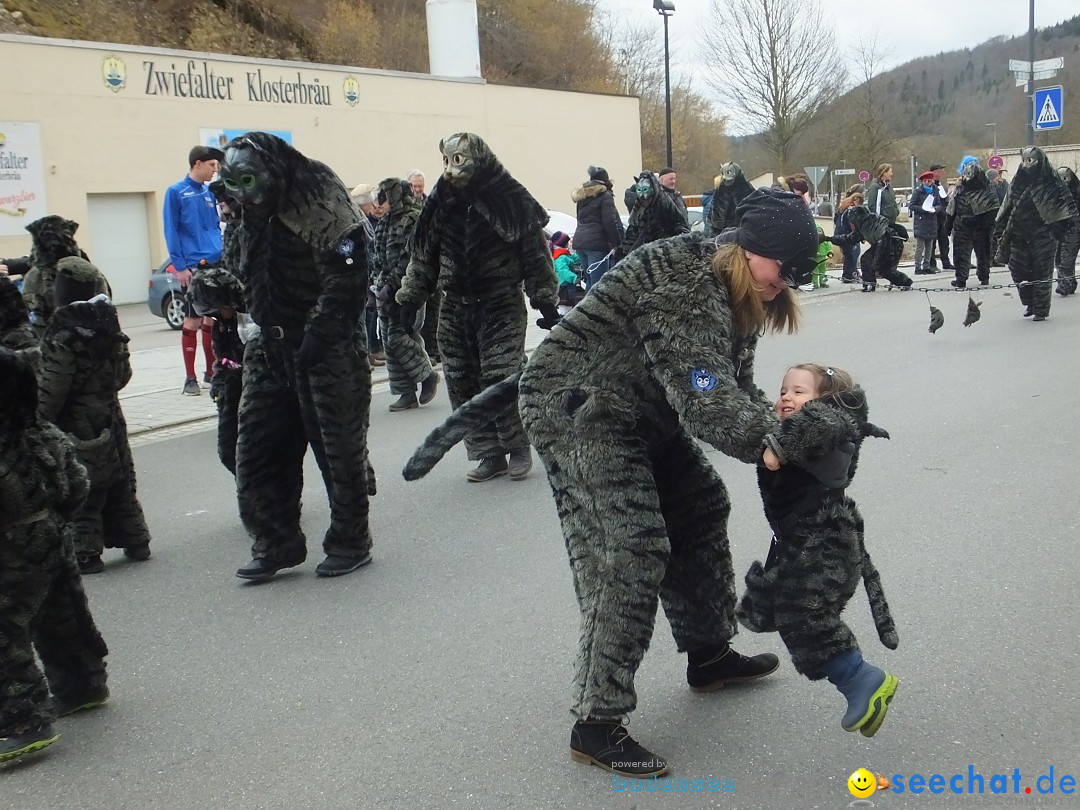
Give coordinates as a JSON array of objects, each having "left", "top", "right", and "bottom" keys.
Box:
[{"left": 596, "top": 0, "right": 1078, "bottom": 76}]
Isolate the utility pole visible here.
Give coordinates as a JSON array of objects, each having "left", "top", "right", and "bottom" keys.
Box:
[
  {"left": 1027, "top": 0, "right": 1035, "bottom": 146},
  {"left": 653, "top": 1, "right": 675, "bottom": 170},
  {"left": 986, "top": 122, "right": 998, "bottom": 153}
]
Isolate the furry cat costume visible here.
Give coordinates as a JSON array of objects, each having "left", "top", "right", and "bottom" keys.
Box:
[
  {"left": 616, "top": 171, "right": 690, "bottom": 259},
  {"left": 405, "top": 231, "right": 819, "bottom": 719},
  {"left": 19, "top": 216, "right": 107, "bottom": 334},
  {"left": 1054, "top": 166, "right": 1080, "bottom": 296},
  {"left": 219, "top": 132, "right": 375, "bottom": 579},
  {"left": 706, "top": 162, "right": 755, "bottom": 237},
  {"left": 374, "top": 178, "right": 437, "bottom": 409},
  {"left": 946, "top": 162, "right": 999, "bottom": 287},
  {"left": 829, "top": 206, "right": 914, "bottom": 291},
  {"left": 396, "top": 132, "right": 559, "bottom": 477},
  {"left": 0, "top": 347, "right": 108, "bottom": 761},
  {"left": 190, "top": 266, "right": 246, "bottom": 475},
  {"left": 37, "top": 259, "right": 151, "bottom": 566},
  {"left": 994, "top": 146, "right": 1079, "bottom": 320},
  {"left": 0, "top": 275, "right": 38, "bottom": 369},
  {"left": 737, "top": 390, "right": 898, "bottom": 679}
]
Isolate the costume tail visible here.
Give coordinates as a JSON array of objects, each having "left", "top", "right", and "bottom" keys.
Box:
[
  {"left": 402, "top": 372, "right": 522, "bottom": 481},
  {"left": 861, "top": 548, "right": 899, "bottom": 650}
]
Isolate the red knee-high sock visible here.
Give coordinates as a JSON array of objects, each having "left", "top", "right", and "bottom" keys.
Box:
[
  {"left": 181, "top": 328, "right": 197, "bottom": 379},
  {"left": 200, "top": 322, "right": 215, "bottom": 375}
]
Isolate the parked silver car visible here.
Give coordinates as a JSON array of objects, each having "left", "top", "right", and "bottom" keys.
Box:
[{"left": 146, "top": 260, "right": 186, "bottom": 330}]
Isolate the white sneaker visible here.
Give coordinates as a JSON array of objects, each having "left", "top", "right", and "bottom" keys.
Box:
[{"left": 799, "top": 283, "right": 814, "bottom": 292}]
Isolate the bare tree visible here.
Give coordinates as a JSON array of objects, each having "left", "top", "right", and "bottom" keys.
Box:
[
  {"left": 839, "top": 36, "right": 906, "bottom": 179},
  {"left": 700, "top": 0, "right": 844, "bottom": 174}
]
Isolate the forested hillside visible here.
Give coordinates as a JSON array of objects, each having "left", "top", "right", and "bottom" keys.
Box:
[{"left": 4, "top": 0, "right": 1079, "bottom": 193}]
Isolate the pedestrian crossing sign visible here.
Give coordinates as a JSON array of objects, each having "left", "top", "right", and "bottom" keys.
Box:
[{"left": 1034, "top": 86, "right": 1063, "bottom": 131}]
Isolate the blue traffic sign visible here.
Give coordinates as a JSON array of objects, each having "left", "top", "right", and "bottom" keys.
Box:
[{"left": 1034, "top": 86, "right": 1063, "bottom": 131}]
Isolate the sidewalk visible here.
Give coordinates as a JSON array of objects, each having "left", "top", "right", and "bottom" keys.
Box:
[
  {"left": 120, "top": 317, "right": 555, "bottom": 438},
  {"left": 119, "top": 263, "right": 1010, "bottom": 439}
]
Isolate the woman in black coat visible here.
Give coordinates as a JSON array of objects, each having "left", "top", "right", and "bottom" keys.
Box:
[{"left": 572, "top": 166, "right": 624, "bottom": 289}]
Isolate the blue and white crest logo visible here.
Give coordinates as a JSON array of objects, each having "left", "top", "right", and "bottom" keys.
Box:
[
  {"left": 342, "top": 76, "right": 360, "bottom": 107},
  {"left": 102, "top": 55, "right": 127, "bottom": 93},
  {"left": 335, "top": 237, "right": 355, "bottom": 256},
  {"left": 691, "top": 368, "right": 717, "bottom": 392}
]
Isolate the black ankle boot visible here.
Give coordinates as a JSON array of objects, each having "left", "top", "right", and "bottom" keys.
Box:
[
  {"left": 686, "top": 643, "right": 780, "bottom": 692},
  {"left": 418, "top": 371, "right": 440, "bottom": 405},
  {"left": 465, "top": 456, "right": 508, "bottom": 482},
  {"left": 1023, "top": 306, "right": 1034, "bottom": 317},
  {"left": 570, "top": 718, "right": 669, "bottom": 777}
]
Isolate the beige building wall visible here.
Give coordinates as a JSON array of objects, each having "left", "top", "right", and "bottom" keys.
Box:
[
  {"left": 0, "top": 35, "right": 641, "bottom": 303},
  {"left": 997, "top": 143, "right": 1080, "bottom": 177}
]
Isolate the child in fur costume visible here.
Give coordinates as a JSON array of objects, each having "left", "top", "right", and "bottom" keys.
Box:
[
  {"left": 189, "top": 267, "right": 246, "bottom": 475},
  {"left": 37, "top": 258, "right": 152, "bottom": 573},
  {"left": 0, "top": 347, "right": 109, "bottom": 764},
  {"left": 738, "top": 364, "right": 899, "bottom": 737}
]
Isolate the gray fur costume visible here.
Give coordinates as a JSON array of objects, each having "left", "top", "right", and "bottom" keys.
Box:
[
  {"left": 221, "top": 132, "right": 375, "bottom": 568},
  {"left": 374, "top": 178, "right": 433, "bottom": 397},
  {"left": 946, "top": 162, "right": 999, "bottom": 286},
  {"left": 20, "top": 216, "right": 107, "bottom": 334},
  {"left": 737, "top": 391, "right": 898, "bottom": 680},
  {"left": 396, "top": 132, "right": 558, "bottom": 462},
  {"left": 189, "top": 265, "right": 246, "bottom": 475},
  {"left": 616, "top": 172, "right": 690, "bottom": 260},
  {"left": 0, "top": 275, "right": 38, "bottom": 370},
  {"left": 1054, "top": 167, "right": 1080, "bottom": 296},
  {"left": 0, "top": 347, "right": 108, "bottom": 739},
  {"left": 994, "top": 146, "right": 1079, "bottom": 319},
  {"left": 829, "top": 207, "right": 913, "bottom": 290},
  {"left": 706, "top": 162, "right": 755, "bottom": 237},
  {"left": 404, "top": 233, "right": 815, "bottom": 720},
  {"left": 38, "top": 259, "right": 151, "bottom": 560}
]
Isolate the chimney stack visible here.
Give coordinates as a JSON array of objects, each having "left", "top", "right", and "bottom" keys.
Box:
[{"left": 426, "top": 0, "right": 482, "bottom": 79}]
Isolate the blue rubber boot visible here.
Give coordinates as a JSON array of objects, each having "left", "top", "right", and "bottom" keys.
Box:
[{"left": 837, "top": 663, "right": 897, "bottom": 736}]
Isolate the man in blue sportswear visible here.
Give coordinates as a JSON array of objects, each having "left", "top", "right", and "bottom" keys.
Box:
[{"left": 163, "top": 145, "right": 224, "bottom": 395}]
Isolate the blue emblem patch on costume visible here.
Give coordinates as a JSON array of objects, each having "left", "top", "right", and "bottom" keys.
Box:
[
  {"left": 691, "top": 368, "right": 717, "bottom": 392},
  {"left": 334, "top": 237, "right": 355, "bottom": 256}
]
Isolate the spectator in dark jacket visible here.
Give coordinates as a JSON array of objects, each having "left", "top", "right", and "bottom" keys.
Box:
[
  {"left": 865, "top": 164, "right": 898, "bottom": 224},
  {"left": 572, "top": 166, "right": 624, "bottom": 289},
  {"left": 908, "top": 171, "right": 943, "bottom": 274}
]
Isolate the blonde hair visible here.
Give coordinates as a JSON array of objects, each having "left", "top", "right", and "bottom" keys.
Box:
[
  {"left": 837, "top": 192, "right": 863, "bottom": 213},
  {"left": 875, "top": 163, "right": 892, "bottom": 180},
  {"left": 712, "top": 243, "right": 800, "bottom": 337}
]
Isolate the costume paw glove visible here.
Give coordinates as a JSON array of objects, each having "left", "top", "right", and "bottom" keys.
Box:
[
  {"left": 536, "top": 303, "right": 562, "bottom": 330},
  {"left": 296, "top": 332, "right": 332, "bottom": 369}
]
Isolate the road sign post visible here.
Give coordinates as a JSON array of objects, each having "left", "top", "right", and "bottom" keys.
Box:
[
  {"left": 1034, "top": 86, "right": 1063, "bottom": 131},
  {"left": 858, "top": 170, "right": 870, "bottom": 183}
]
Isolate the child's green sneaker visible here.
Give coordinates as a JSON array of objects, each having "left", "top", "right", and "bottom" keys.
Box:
[
  {"left": 837, "top": 662, "right": 898, "bottom": 737},
  {"left": 0, "top": 725, "right": 60, "bottom": 763}
]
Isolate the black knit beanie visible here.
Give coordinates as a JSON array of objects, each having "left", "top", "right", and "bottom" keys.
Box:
[
  {"left": 588, "top": 165, "right": 610, "bottom": 186},
  {"left": 733, "top": 188, "right": 818, "bottom": 287}
]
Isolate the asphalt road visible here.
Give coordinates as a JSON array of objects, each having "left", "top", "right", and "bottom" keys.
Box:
[{"left": 6, "top": 289, "right": 1079, "bottom": 809}]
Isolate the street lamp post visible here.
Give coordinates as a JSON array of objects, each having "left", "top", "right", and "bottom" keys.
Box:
[
  {"left": 653, "top": 0, "right": 674, "bottom": 169},
  {"left": 986, "top": 122, "right": 998, "bottom": 153}
]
